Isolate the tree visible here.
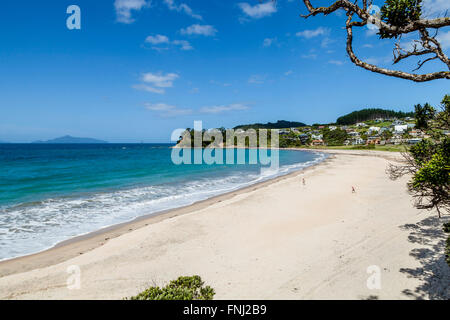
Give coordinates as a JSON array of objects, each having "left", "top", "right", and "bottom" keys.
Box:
[
  {"left": 414, "top": 103, "right": 435, "bottom": 129},
  {"left": 301, "top": 0, "right": 450, "bottom": 82},
  {"left": 387, "top": 95, "right": 449, "bottom": 217},
  {"left": 323, "top": 127, "right": 349, "bottom": 145}
]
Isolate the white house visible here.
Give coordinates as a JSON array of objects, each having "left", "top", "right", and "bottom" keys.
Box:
[
  {"left": 356, "top": 122, "right": 367, "bottom": 127},
  {"left": 394, "top": 125, "right": 408, "bottom": 133},
  {"left": 352, "top": 138, "right": 365, "bottom": 145},
  {"left": 368, "top": 126, "right": 381, "bottom": 134}
]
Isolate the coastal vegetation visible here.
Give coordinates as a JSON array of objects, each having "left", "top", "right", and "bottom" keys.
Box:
[
  {"left": 388, "top": 95, "right": 449, "bottom": 218},
  {"left": 128, "top": 276, "right": 215, "bottom": 300}
]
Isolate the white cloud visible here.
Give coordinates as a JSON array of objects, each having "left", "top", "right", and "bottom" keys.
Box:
[
  {"left": 437, "top": 30, "right": 450, "bottom": 49},
  {"left": 145, "top": 103, "right": 192, "bottom": 117},
  {"left": 145, "top": 35, "right": 193, "bottom": 50},
  {"left": 132, "top": 84, "right": 165, "bottom": 94},
  {"left": 172, "top": 40, "right": 193, "bottom": 50},
  {"left": 238, "top": 2, "right": 277, "bottom": 19},
  {"left": 200, "top": 103, "right": 249, "bottom": 114},
  {"left": 145, "top": 34, "right": 170, "bottom": 45},
  {"left": 141, "top": 72, "right": 179, "bottom": 87},
  {"left": 248, "top": 74, "right": 266, "bottom": 84},
  {"left": 133, "top": 72, "right": 179, "bottom": 94},
  {"left": 180, "top": 24, "right": 217, "bottom": 36},
  {"left": 328, "top": 60, "right": 344, "bottom": 66},
  {"left": 296, "top": 27, "right": 330, "bottom": 39},
  {"left": 114, "top": 0, "right": 148, "bottom": 24},
  {"left": 284, "top": 70, "right": 294, "bottom": 76},
  {"left": 263, "top": 37, "right": 276, "bottom": 47},
  {"left": 163, "top": 0, "right": 202, "bottom": 20}
]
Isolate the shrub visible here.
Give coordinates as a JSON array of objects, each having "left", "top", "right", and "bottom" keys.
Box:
[{"left": 129, "top": 275, "right": 215, "bottom": 300}]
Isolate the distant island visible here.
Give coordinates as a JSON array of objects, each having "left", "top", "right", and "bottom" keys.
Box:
[{"left": 32, "top": 135, "right": 108, "bottom": 144}]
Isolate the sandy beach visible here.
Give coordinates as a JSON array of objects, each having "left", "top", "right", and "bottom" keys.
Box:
[{"left": 0, "top": 149, "right": 448, "bottom": 300}]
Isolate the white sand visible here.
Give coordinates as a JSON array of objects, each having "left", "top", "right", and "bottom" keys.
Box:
[{"left": 0, "top": 150, "right": 448, "bottom": 299}]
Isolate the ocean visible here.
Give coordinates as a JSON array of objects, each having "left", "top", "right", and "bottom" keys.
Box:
[{"left": 0, "top": 144, "right": 326, "bottom": 260}]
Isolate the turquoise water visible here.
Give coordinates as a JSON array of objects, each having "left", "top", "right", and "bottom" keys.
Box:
[{"left": 0, "top": 144, "right": 325, "bottom": 260}]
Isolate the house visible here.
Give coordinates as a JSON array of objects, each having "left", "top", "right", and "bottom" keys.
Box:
[
  {"left": 408, "top": 138, "right": 422, "bottom": 144},
  {"left": 311, "top": 139, "right": 324, "bottom": 146},
  {"left": 356, "top": 122, "right": 367, "bottom": 127},
  {"left": 393, "top": 120, "right": 405, "bottom": 125},
  {"left": 290, "top": 128, "right": 300, "bottom": 134},
  {"left": 404, "top": 117, "right": 414, "bottom": 121},
  {"left": 407, "top": 123, "right": 416, "bottom": 129},
  {"left": 367, "top": 136, "right": 381, "bottom": 144},
  {"left": 311, "top": 134, "right": 323, "bottom": 140},
  {"left": 379, "top": 127, "right": 390, "bottom": 133},
  {"left": 278, "top": 129, "right": 290, "bottom": 135},
  {"left": 368, "top": 126, "right": 381, "bottom": 134},
  {"left": 394, "top": 125, "right": 408, "bottom": 133},
  {"left": 389, "top": 134, "right": 404, "bottom": 145},
  {"left": 348, "top": 131, "right": 360, "bottom": 137},
  {"left": 374, "top": 118, "right": 384, "bottom": 123},
  {"left": 329, "top": 126, "right": 337, "bottom": 131},
  {"left": 352, "top": 138, "right": 365, "bottom": 145},
  {"left": 299, "top": 134, "right": 309, "bottom": 144},
  {"left": 409, "top": 129, "right": 423, "bottom": 137}
]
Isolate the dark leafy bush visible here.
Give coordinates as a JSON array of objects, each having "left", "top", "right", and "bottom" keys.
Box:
[{"left": 129, "top": 275, "right": 215, "bottom": 300}]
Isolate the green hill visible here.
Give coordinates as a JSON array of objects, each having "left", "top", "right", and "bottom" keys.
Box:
[
  {"left": 234, "top": 120, "right": 306, "bottom": 130},
  {"left": 336, "top": 108, "right": 414, "bottom": 125}
]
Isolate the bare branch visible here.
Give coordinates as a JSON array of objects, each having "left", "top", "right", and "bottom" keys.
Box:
[{"left": 301, "top": 0, "right": 450, "bottom": 82}]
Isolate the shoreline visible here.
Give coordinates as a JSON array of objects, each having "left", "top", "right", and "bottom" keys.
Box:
[
  {"left": 0, "top": 149, "right": 329, "bottom": 277},
  {"left": 1, "top": 149, "right": 447, "bottom": 300}
]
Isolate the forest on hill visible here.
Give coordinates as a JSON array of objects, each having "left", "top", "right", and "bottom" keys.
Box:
[{"left": 336, "top": 109, "right": 414, "bottom": 125}]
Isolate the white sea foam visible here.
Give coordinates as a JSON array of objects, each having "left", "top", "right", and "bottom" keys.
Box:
[{"left": 0, "top": 151, "right": 326, "bottom": 260}]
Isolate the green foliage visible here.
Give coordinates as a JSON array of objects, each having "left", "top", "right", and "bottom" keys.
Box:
[
  {"left": 435, "top": 95, "right": 450, "bottom": 131},
  {"left": 129, "top": 276, "right": 215, "bottom": 300},
  {"left": 323, "top": 128, "right": 348, "bottom": 146},
  {"left": 379, "top": 0, "right": 422, "bottom": 39},
  {"left": 412, "top": 141, "right": 449, "bottom": 190},
  {"left": 407, "top": 137, "right": 449, "bottom": 216},
  {"left": 336, "top": 108, "right": 414, "bottom": 125},
  {"left": 414, "top": 103, "right": 435, "bottom": 130}
]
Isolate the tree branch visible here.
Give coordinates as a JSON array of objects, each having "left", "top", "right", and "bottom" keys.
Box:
[{"left": 302, "top": 0, "right": 450, "bottom": 82}]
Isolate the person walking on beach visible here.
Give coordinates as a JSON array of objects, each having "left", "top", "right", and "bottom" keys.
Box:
[
  {"left": 352, "top": 186, "right": 356, "bottom": 193},
  {"left": 302, "top": 178, "right": 306, "bottom": 186}
]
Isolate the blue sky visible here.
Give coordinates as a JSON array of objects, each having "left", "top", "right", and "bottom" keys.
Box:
[{"left": 0, "top": 0, "right": 448, "bottom": 142}]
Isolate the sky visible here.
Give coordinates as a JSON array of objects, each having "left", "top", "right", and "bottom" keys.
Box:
[{"left": 0, "top": 0, "right": 449, "bottom": 143}]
